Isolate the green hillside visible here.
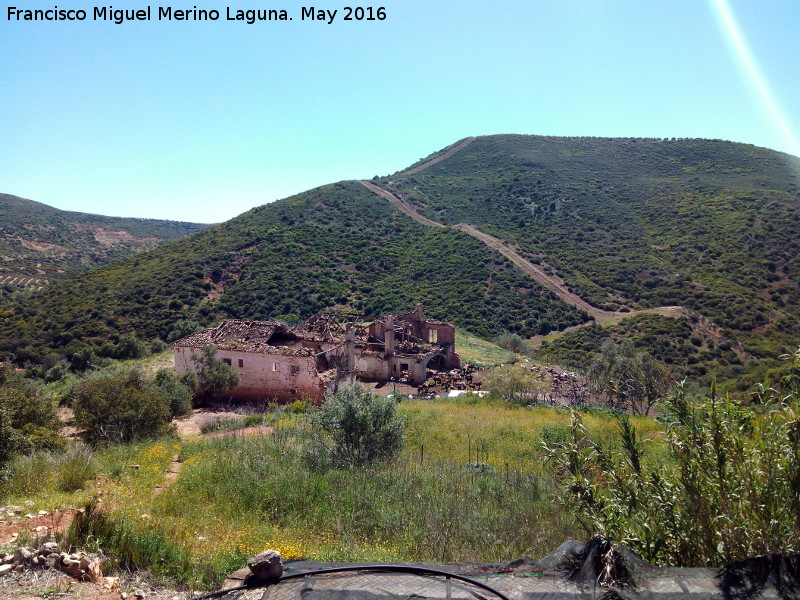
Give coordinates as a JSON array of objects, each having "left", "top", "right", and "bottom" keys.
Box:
[
  {"left": 2, "top": 135, "right": 799, "bottom": 387},
  {"left": 0, "top": 193, "right": 210, "bottom": 304},
  {"left": 380, "top": 135, "right": 800, "bottom": 383},
  {"left": 0, "top": 181, "right": 585, "bottom": 365}
]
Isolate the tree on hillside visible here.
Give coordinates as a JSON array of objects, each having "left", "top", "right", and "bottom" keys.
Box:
[
  {"left": 191, "top": 346, "right": 239, "bottom": 400},
  {"left": 587, "top": 340, "right": 671, "bottom": 415}
]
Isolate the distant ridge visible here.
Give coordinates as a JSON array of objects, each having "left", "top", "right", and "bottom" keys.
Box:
[{"left": 0, "top": 192, "right": 209, "bottom": 303}]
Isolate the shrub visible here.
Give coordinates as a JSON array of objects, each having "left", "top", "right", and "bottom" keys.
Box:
[
  {"left": 68, "top": 368, "right": 174, "bottom": 445},
  {"left": 587, "top": 340, "right": 671, "bottom": 415},
  {"left": 150, "top": 339, "right": 170, "bottom": 354},
  {"left": 154, "top": 369, "right": 194, "bottom": 417},
  {"left": 494, "top": 332, "right": 529, "bottom": 354},
  {"left": 308, "top": 384, "right": 405, "bottom": 468},
  {"left": 57, "top": 444, "right": 97, "bottom": 492},
  {"left": 191, "top": 346, "right": 239, "bottom": 399},
  {"left": 113, "top": 334, "right": 149, "bottom": 360},
  {"left": 483, "top": 363, "right": 550, "bottom": 405},
  {"left": 0, "top": 379, "right": 63, "bottom": 453},
  {"left": 167, "top": 320, "right": 202, "bottom": 343},
  {"left": 44, "top": 360, "right": 70, "bottom": 383},
  {"left": 0, "top": 406, "right": 14, "bottom": 477}
]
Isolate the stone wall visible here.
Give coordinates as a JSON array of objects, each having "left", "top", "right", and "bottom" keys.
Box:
[{"left": 174, "top": 346, "right": 334, "bottom": 402}]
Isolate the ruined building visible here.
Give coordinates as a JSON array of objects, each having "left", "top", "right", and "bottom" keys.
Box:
[{"left": 172, "top": 304, "right": 460, "bottom": 402}]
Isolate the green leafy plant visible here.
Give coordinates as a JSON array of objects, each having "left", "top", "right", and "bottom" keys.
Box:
[
  {"left": 68, "top": 367, "right": 174, "bottom": 445},
  {"left": 308, "top": 383, "right": 405, "bottom": 468},
  {"left": 547, "top": 359, "right": 800, "bottom": 566},
  {"left": 191, "top": 346, "right": 239, "bottom": 400}
]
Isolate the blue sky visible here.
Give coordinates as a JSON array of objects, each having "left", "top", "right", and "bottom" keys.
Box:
[{"left": 2, "top": 0, "right": 799, "bottom": 223}]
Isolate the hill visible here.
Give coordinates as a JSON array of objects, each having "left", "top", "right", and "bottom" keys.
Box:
[
  {"left": 0, "top": 193, "right": 210, "bottom": 303},
  {"left": 374, "top": 135, "right": 800, "bottom": 385},
  {"left": 1, "top": 135, "right": 799, "bottom": 386},
  {"left": 0, "top": 181, "right": 586, "bottom": 366}
]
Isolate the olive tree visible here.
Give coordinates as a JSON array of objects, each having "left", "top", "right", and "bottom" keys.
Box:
[
  {"left": 308, "top": 383, "right": 405, "bottom": 468},
  {"left": 587, "top": 340, "right": 671, "bottom": 415},
  {"left": 190, "top": 346, "right": 239, "bottom": 400}
]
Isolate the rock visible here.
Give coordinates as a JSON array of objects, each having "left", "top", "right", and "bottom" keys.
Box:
[
  {"left": 85, "top": 558, "right": 103, "bottom": 582},
  {"left": 24, "top": 513, "right": 35, "bottom": 519},
  {"left": 132, "top": 589, "right": 145, "bottom": 599},
  {"left": 246, "top": 550, "right": 283, "bottom": 583},
  {"left": 101, "top": 576, "right": 120, "bottom": 591},
  {"left": 31, "top": 555, "right": 41, "bottom": 566},
  {"left": 39, "top": 542, "right": 59, "bottom": 556},
  {"left": 0, "top": 564, "right": 13, "bottom": 576},
  {"left": 61, "top": 556, "right": 83, "bottom": 579},
  {"left": 37, "top": 510, "right": 49, "bottom": 516},
  {"left": 13, "top": 547, "right": 34, "bottom": 565},
  {"left": 44, "top": 554, "right": 62, "bottom": 569}
]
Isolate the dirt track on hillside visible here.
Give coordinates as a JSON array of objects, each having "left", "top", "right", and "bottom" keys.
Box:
[
  {"left": 359, "top": 180, "right": 684, "bottom": 328},
  {"left": 401, "top": 137, "right": 476, "bottom": 176}
]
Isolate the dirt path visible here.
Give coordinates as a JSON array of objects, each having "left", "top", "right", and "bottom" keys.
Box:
[
  {"left": 152, "top": 454, "right": 183, "bottom": 498},
  {"left": 401, "top": 137, "right": 476, "bottom": 176},
  {"left": 360, "top": 181, "right": 685, "bottom": 328},
  {"left": 360, "top": 181, "right": 445, "bottom": 228}
]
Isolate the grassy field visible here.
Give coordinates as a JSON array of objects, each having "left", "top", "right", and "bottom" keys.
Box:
[
  {"left": 0, "top": 398, "right": 666, "bottom": 589},
  {"left": 454, "top": 328, "right": 517, "bottom": 367}
]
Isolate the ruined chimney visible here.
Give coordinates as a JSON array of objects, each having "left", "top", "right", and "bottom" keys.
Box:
[
  {"left": 415, "top": 303, "right": 424, "bottom": 321},
  {"left": 384, "top": 315, "right": 395, "bottom": 355},
  {"left": 345, "top": 325, "right": 356, "bottom": 370}
]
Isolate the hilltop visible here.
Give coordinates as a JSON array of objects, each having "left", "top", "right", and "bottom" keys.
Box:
[
  {"left": 0, "top": 193, "right": 210, "bottom": 304},
  {"left": 1, "top": 135, "right": 799, "bottom": 386}
]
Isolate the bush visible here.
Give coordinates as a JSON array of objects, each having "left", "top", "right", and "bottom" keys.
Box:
[
  {"left": 68, "top": 368, "right": 174, "bottom": 445},
  {"left": 0, "top": 379, "right": 63, "bottom": 453},
  {"left": 191, "top": 346, "right": 239, "bottom": 399},
  {"left": 154, "top": 369, "right": 194, "bottom": 417},
  {"left": 167, "top": 320, "right": 202, "bottom": 343},
  {"left": 494, "top": 332, "right": 529, "bottom": 354},
  {"left": 546, "top": 375, "right": 800, "bottom": 567},
  {"left": 587, "top": 340, "right": 671, "bottom": 415},
  {"left": 113, "top": 334, "right": 149, "bottom": 360},
  {"left": 483, "top": 363, "right": 550, "bottom": 405},
  {"left": 308, "top": 384, "right": 405, "bottom": 469},
  {"left": 150, "top": 339, "right": 170, "bottom": 354},
  {"left": 0, "top": 406, "right": 14, "bottom": 477},
  {"left": 44, "top": 360, "right": 70, "bottom": 383},
  {"left": 57, "top": 444, "right": 97, "bottom": 492}
]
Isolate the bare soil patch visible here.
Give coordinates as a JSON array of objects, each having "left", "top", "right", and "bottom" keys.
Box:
[{"left": 0, "top": 510, "right": 77, "bottom": 546}]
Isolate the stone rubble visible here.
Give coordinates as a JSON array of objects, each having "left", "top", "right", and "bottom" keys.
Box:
[{"left": 0, "top": 541, "right": 104, "bottom": 582}]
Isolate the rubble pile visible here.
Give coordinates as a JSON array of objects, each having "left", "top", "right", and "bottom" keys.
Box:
[
  {"left": 0, "top": 542, "right": 104, "bottom": 582},
  {"left": 417, "top": 365, "right": 480, "bottom": 397},
  {"left": 524, "top": 363, "right": 588, "bottom": 405}
]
